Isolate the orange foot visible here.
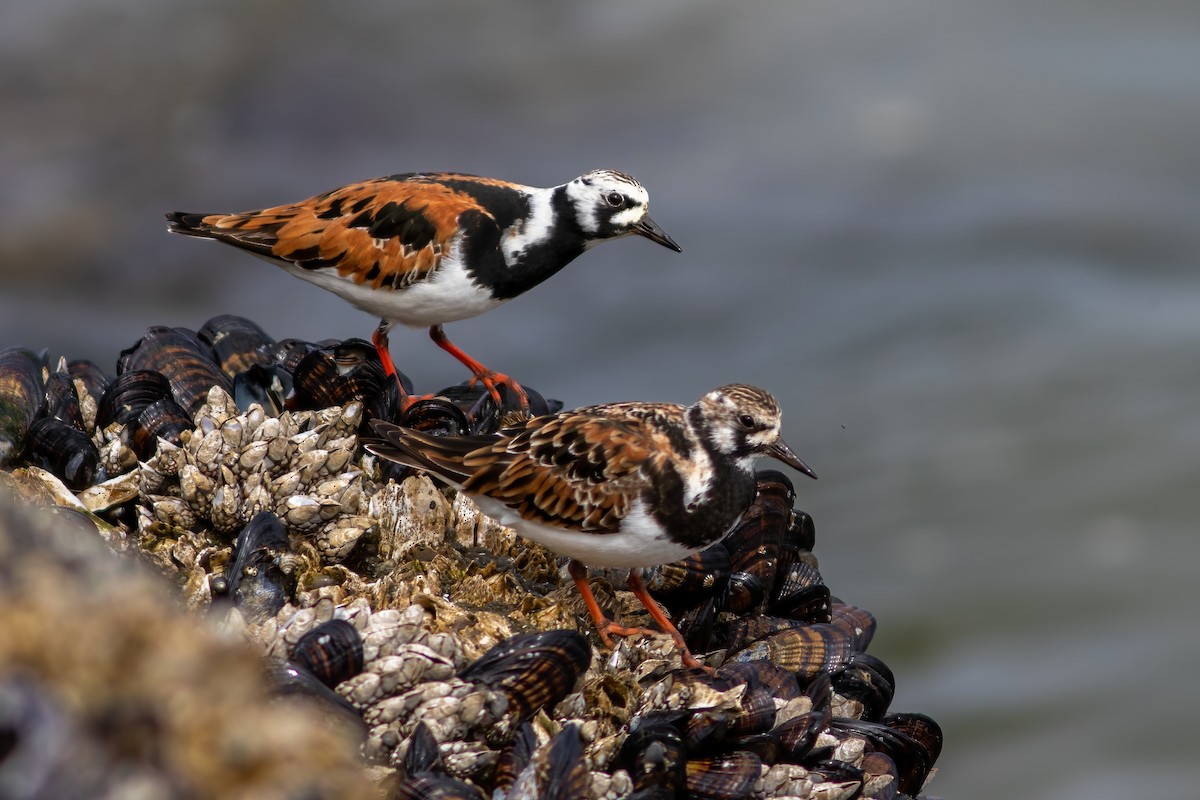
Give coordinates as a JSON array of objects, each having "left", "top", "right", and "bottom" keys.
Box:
[
  {"left": 567, "top": 560, "right": 711, "bottom": 672},
  {"left": 429, "top": 324, "right": 529, "bottom": 409}
]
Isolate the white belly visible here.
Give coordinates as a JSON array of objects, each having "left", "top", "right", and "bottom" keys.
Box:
[
  {"left": 278, "top": 256, "right": 506, "bottom": 328},
  {"left": 470, "top": 495, "right": 704, "bottom": 568}
]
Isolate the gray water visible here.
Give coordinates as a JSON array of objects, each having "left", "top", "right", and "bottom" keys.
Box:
[{"left": 4, "top": 2, "right": 1200, "bottom": 797}]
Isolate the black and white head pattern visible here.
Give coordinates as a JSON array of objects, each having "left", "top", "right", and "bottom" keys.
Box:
[{"left": 566, "top": 169, "right": 652, "bottom": 240}]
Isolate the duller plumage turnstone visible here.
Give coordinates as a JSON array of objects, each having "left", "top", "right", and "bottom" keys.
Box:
[
  {"left": 166, "top": 169, "right": 680, "bottom": 407},
  {"left": 366, "top": 384, "right": 817, "bottom": 668}
]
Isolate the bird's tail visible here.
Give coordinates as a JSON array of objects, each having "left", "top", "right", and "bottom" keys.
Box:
[
  {"left": 165, "top": 211, "right": 217, "bottom": 238},
  {"left": 364, "top": 419, "right": 490, "bottom": 487}
]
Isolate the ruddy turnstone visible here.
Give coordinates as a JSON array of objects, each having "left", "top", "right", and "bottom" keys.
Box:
[
  {"left": 166, "top": 169, "right": 680, "bottom": 406},
  {"left": 365, "top": 384, "right": 816, "bottom": 668}
]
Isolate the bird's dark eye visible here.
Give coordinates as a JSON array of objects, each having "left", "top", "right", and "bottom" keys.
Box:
[
  {"left": 605, "top": 191, "right": 624, "bottom": 207},
  {"left": 738, "top": 414, "right": 755, "bottom": 429}
]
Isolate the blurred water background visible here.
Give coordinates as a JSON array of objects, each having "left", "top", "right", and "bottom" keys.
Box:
[{"left": 4, "top": 2, "right": 1199, "bottom": 797}]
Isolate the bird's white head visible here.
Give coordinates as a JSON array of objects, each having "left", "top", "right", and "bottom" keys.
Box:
[
  {"left": 565, "top": 169, "right": 681, "bottom": 252},
  {"left": 693, "top": 384, "right": 817, "bottom": 479}
]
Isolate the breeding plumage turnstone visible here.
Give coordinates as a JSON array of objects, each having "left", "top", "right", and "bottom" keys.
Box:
[
  {"left": 166, "top": 170, "right": 680, "bottom": 406},
  {"left": 366, "top": 384, "right": 816, "bottom": 668}
]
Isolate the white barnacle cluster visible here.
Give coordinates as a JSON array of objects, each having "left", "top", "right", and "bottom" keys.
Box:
[
  {"left": 256, "top": 596, "right": 558, "bottom": 773},
  {"left": 136, "top": 386, "right": 375, "bottom": 562}
]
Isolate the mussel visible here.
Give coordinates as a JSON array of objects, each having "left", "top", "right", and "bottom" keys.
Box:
[
  {"left": 642, "top": 543, "right": 731, "bottom": 614},
  {"left": 828, "top": 717, "right": 936, "bottom": 797},
  {"left": 118, "top": 326, "right": 231, "bottom": 413},
  {"left": 720, "top": 470, "right": 797, "bottom": 604},
  {"left": 751, "top": 468, "right": 796, "bottom": 505},
  {"left": 832, "top": 652, "right": 895, "bottom": 722},
  {"left": 727, "top": 621, "right": 859, "bottom": 679},
  {"left": 268, "top": 338, "right": 323, "bottom": 376},
  {"left": 676, "top": 596, "right": 719, "bottom": 654},
  {"left": 506, "top": 723, "right": 589, "bottom": 800},
  {"left": 24, "top": 417, "right": 100, "bottom": 490},
  {"left": 0, "top": 347, "right": 45, "bottom": 466},
  {"left": 291, "top": 619, "right": 364, "bottom": 689},
  {"left": 881, "top": 712, "right": 942, "bottom": 794},
  {"left": 226, "top": 511, "right": 293, "bottom": 623},
  {"left": 789, "top": 508, "right": 817, "bottom": 552},
  {"left": 770, "top": 562, "right": 832, "bottom": 623},
  {"left": 232, "top": 362, "right": 291, "bottom": 415},
  {"left": 393, "top": 774, "right": 485, "bottom": 800},
  {"left": 268, "top": 659, "right": 366, "bottom": 740},
  {"left": 805, "top": 759, "right": 865, "bottom": 797},
  {"left": 95, "top": 369, "right": 174, "bottom": 429},
  {"left": 123, "top": 397, "right": 194, "bottom": 460},
  {"left": 685, "top": 751, "right": 762, "bottom": 800},
  {"left": 364, "top": 375, "right": 407, "bottom": 424},
  {"left": 66, "top": 359, "right": 112, "bottom": 410},
  {"left": 393, "top": 721, "right": 485, "bottom": 800},
  {"left": 860, "top": 751, "right": 902, "bottom": 800},
  {"left": 725, "top": 571, "right": 767, "bottom": 614},
  {"left": 683, "top": 707, "right": 731, "bottom": 755},
  {"left": 430, "top": 381, "right": 559, "bottom": 435},
  {"left": 459, "top": 630, "right": 591, "bottom": 744},
  {"left": 398, "top": 397, "right": 470, "bottom": 438},
  {"left": 772, "top": 677, "right": 833, "bottom": 763},
  {"left": 711, "top": 613, "right": 806, "bottom": 652},
  {"left": 726, "top": 684, "right": 778, "bottom": 738},
  {"left": 289, "top": 339, "right": 387, "bottom": 411},
  {"left": 716, "top": 660, "right": 804, "bottom": 703},
  {"left": 617, "top": 715, "right": 688, "bottom": 799},
  {"left": 197, "top": 314, "right": 275, "bottom": 378},
  {"left": 830, "top": 603, "right": 877, "bottom": 651},
  {"left": 401, "top": 720, "right": 443, "bottom": 777},
  {"left": 491, "top": 722, "right": 537, "bottom": 798},
  {"left": 41, "top": 368, "right": 84, "bottom": 431}
]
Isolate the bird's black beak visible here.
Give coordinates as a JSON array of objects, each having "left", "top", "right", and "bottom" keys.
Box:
[
  {"left": 636, "top": 215, "right": 682, "bottom": 252},
  {"left": 766, "top": 439, "right": 818, "bottom": 480}
]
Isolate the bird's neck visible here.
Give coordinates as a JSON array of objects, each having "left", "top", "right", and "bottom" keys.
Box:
[
  {"left": 641, "top": 410, "right": 757, "bottom": 550},
  {"left": 468, "top": 185, "right": 589, "bottom": 301}
]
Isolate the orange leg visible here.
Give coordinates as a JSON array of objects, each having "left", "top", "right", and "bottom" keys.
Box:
[
  {"left": 567, "top": 560, "right": 646, "bottom": 648},
  {"left": 567, "top": 560, "right": 708, "bottom": 670},
  {"left": 374, "top": 320, "right": 426, "bottom": 411},
  {"left": 428, "top": 324, "right": 529, "bottom": 409},
  {"left": 371, "top": 321, "right": 399, "bottom": 378},
  {"left": 625, "top": 569, "right": 708, "bottom": 671}
]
